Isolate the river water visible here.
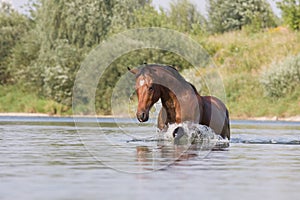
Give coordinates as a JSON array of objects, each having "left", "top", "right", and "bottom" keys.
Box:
[{"left": 0, "top": 116, "right": 300, "bottom": 200}]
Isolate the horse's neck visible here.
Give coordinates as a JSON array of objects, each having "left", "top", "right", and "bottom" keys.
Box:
[
  {"left": 160, "top": 87, "right": 179, "bottom": 123},
  {"left": 160, "top": 85, "right": 202, "bottom": 124}
]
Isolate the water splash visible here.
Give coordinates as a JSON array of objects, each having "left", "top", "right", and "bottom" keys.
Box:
[
  {"left": 231, "top": 134, "right": 300, "bottom": 145},
  {"left": 161, "top": 122, "right": 230, "bottom": 149}
]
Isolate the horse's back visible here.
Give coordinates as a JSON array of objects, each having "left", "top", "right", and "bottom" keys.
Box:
[{"left": 201, "top": 96, "right": 230, "bottom": 139}]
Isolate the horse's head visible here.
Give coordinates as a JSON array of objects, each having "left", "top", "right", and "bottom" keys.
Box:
[{"left": 128, "top": 67, "right": 161, "bottom": 122}]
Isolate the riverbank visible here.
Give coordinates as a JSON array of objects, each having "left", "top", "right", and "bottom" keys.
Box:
[
  {"left": 0, "top": 112, "right": 299, "bottom": 122},
  {"left": 1, "top": 30, "right": 299, "bottom": 120}
]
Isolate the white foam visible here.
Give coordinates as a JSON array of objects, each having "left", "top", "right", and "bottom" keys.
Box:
[{"left": 161, "top": 122, "right": 229, "bottom": 148}]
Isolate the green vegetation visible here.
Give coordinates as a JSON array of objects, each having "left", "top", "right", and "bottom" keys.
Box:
[
  {"left": 0, "top": 2, "right": 31, "bottom": 84},
  {"left": 201, "top": 29, "right": 300, "bottom": 118},
  {"left": 277, "top": 0, "right": 300, "bottom": 30},
  {"left": 0, "top": 85, "right": 71, "bottom": 114},
  {"left": 0, "top": 0, "right": 299, "bottom": 118},
  {"left": 207, "top": 0, "right": 276, "bottom": 33},
  {"left": 261, "top": 54, "right": 300, "bottom": 98}
]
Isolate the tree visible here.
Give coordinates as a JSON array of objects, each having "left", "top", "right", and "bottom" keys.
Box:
[
  {"left": 277, "top": 0, "right": 300, "bottom": 30},
  {"left": 132, "top": 4, "right": 170, "bottom": 28},
  {"left": 109, "top": 0, "right": 151, "bottom": 33},
  {"left": 10, "top": 0, "right": 153, "bottom": 107},
  {"left": 7, "top": 0, "right": 209, "bottom": 114},
  {"left": 207, "top": 0, "right": 276, "bottom": 33},
  {"left": 0, "top": 2, "right": 30, "bottom": 84},
  {"left": 169, "top": 0, "right": 207, "bottom": 34}
]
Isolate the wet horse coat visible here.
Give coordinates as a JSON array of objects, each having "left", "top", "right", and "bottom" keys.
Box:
[{"left": 129, "top": 64, "right": 230, "bottom": 139}]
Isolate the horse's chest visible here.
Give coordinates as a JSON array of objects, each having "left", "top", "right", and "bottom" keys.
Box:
[{"left": 163, "top": 100, "right": 178, "bottom": 122}]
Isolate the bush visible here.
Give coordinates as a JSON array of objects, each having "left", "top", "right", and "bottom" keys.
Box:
[
  {"left": 36, "top": 40, "right": 83, "bottom": 106},
  {"left": 277, "top": 0, "right": 300, "bottom": 30},
  {"left": 261, "top": 54, "right": 300, "bottom": 98},
  {"left": 207, "top": 0, "right": 276, "bottom": 33}
]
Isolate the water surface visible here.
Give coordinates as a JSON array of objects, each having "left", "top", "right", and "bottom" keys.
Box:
[{"left": 0, "top": 116, "right": 300, "bottom": 200}]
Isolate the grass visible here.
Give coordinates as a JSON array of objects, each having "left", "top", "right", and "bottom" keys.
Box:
[
  {"left": 0, "top": 85, "right": 72, "bottom": 115},
  {"left": 191, "top": 27, "right": 300, "bottom": 118}
]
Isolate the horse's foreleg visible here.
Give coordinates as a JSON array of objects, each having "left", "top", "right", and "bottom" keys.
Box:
[{"left": 157, "top": 107, "right": 167, "bottom": 131}]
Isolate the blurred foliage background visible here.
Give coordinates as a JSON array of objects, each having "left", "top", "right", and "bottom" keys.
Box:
[{"left": 0, "top": 0, "right": 299, "bottom": 118}]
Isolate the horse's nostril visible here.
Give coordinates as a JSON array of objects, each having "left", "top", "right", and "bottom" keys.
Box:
[
  {"left": 141, "top": 113, "right": 145, "bottom": 120},
  {"left": 137, "top": 112, "right": 148, "bottom": 122}
]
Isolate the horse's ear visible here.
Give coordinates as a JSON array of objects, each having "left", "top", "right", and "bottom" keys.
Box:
[{"left": 127, "top": 67, "right": 139, "bottom": 75}]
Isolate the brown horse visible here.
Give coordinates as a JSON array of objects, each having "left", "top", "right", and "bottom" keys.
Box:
[{"left": 128, "top": 64, "right": 230, "bottom": 140}]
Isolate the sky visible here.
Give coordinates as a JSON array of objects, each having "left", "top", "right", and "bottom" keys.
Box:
[
  {"left": 153, "top": 0, "right": 280, "bottom": 16},
  {"left": 6, "top": 0, "right": 281, "bottom": 16}
]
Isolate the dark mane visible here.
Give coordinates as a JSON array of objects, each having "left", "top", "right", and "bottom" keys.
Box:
[
  {"left": 150, "top": 64, "right": 178, "bottom": 72},
  {"left": 189, "top": 83, "right": 199, "bottom": 94},
  {"left": 164, "top": 65, "right": 178, "bottom": 72},
  {"left": 135, "top": 64, "right": 200, "bottom": 94},
  {"left": 138, "top": 64, "right": 184, "bottom": 81},
  {"left": 141, "top": 64, "right": 177, "bottom": 71}
]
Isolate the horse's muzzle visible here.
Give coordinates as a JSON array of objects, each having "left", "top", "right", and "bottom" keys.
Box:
[{"left": 137, "top": 112, "right": 149, "bottom": 122}]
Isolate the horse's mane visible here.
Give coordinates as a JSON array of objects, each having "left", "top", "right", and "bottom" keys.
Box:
[
  {"left": 139, "top": 64, "right": 183, "bottom": 80},
  {"left": 138, "top": 64, "right": 199, "bottom": 94},
  {"left": 189, "top": 83, "right": 199, "bottom": 94}
]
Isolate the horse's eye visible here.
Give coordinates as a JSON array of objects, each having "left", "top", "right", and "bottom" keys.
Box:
[{"left": 149, "top": 86, "right": 153, "bottom": 91}]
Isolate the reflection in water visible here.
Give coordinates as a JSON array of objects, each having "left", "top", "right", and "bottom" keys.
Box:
[
  {"left": 135, "top": 142, "right": 226, "bottom": 171},
  {"left": 134, "top": 122, "right": 231, "bottom": 170}
]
